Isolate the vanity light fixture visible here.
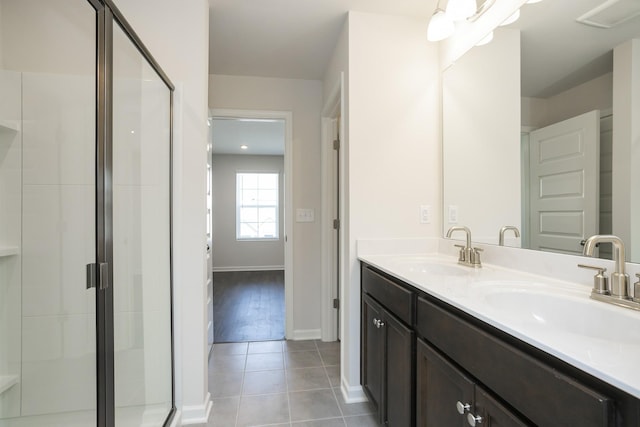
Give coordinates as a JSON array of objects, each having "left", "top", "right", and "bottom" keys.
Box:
[
  {"left": 475, "top": 31, "right": 494, "bottom": 46},
  {"left": 427, "top": 0, "right": 498, "bottom": 42},
  {"left": 500, "top": 9, "right": 520, "bottom": 26},
  {"left": 446, "top": 0, "right": 476, "bottom": 21},
  {"left": 427, "top": 2, "right": 454, "bottom": 41}
]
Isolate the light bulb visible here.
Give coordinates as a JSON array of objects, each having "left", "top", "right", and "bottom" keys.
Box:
[
  {"left": 427, "top": 9, "right": 454, "bottom": 42},
  {"left": 446, "top": 0, "right": 476, "bottom": 21}
]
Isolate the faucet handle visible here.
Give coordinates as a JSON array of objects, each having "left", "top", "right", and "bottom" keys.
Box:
[
  {"left": 453, "top": 244, "right": 466, "bottom": 262},
  {"left": 578, "top": 264, "right": 609, "bottom": 295}
]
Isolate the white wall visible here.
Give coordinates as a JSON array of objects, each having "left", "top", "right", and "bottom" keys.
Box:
[
  {"left": 522, "top": 73, "right": 613, "bottom": 129},
  {"left": 212, "top": 154, "right": 285, "bottom": 270},
  {"left": 113, "top": 0, "right": 211, "bottom": 423},
  {"left": 340, "top": 11, "right": 440, "bottom": 400},
  {"left": 208, "top": 75, "right": 324, "bottom": 335},
  {"left": 443, "top": 28, "right": 521, "bottom": 244}
]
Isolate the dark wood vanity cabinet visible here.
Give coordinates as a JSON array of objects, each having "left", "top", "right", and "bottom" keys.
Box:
[
  {"left": 360, "top": 262, "right": 640, "bottom": 427},
  {"left": 361, "top": 268, "right": 414, "bottom": 426},
  {"left": 416, "top": 337, "right": 530, "bottom": 427}
]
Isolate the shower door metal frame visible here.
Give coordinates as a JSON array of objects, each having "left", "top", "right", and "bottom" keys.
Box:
[{"left": 92, "top": 1, "right": 176, "bottom": 426}]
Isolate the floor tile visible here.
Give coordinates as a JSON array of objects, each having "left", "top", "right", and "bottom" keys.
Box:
[
  {"left": 243, "top": 369, "right": 287, "bottom": 395},
  {"left": 284, "top": 340, "right": 317, "bottom": 352},
  {"left": 315, "top": 340, "right": 340, "bottom": 351},
  {"left": 285, "top": 350, "right": 323, "bottom": 369},
  {"left": 289, "top": 389, "right": 342, "bottom": 422},
  {"left": 236, "top": 393, "right": 290, "bottom": 427},
  {"left": 325, "top": 366, "right": 340, "bottom": 388},
  {"left": 319, "top": 348, "right": 340, "bottom": 366},
  {"left": 209, "top": 371, "right": 244, "bottom": 398},
  {"left": 209, "top": 354, "right": 247, "bottom": 373},
  {"left": 333, "top": 388, "right": 374, "bottom": 417},
  {"left": 292, "top": 418, "right": 346, "bottom": 426},
  {"left": 248, "top": 340, "right": 284, "bottom": 354},
  {"left": 343, "top": 414, "right": 379, "bottom": 427},
  {"left": 245, "top": 352, "right": 284, "bottom": 371},
  {"left": 286, "top": 367, "right": 331, "bottom": 391},
  {"left": 212, "top": 342, "right": 248, "bottom": 355},
  {"left": 209, "top": 396, "right": 239, "bottom": 427}
]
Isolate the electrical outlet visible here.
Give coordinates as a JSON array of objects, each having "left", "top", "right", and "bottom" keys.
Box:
[
  {"left": 420, "top": 205, "right": 431, "bottom": 224},
  {"left": 448, "top": 205, "right": 458, "bottom": 224}
]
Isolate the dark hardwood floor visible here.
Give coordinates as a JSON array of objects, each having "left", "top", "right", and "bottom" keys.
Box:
[{"left": 213, "top": 270, "right": 285, "bottom": 343}]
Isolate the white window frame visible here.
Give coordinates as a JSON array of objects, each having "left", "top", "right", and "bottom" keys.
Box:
[{"left": 236, "top": 171, "right": 279, "bottom": 241}]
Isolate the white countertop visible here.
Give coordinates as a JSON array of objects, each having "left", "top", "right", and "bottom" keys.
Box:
[{"left": 359, "top": 252, "right": 640, "bottom": 399}]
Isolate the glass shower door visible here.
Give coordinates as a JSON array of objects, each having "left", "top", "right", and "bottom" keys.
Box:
[
  {"left": 0, "top": 0, "right": 98, "bottom": 425},
  {"left": 111, "top": 20, "right": 174, "bottom": 427}
]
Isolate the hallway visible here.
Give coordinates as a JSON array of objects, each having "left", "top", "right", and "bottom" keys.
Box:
[
  {"left": 213, "top": 271, "right": 285, "bottom": 343},
  {"left": 201, "top": 340, "right": 378, "bottom": 426}
]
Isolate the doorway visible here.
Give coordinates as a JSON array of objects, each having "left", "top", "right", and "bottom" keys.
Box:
[
  {"left": 321, "top": 75, "right": 343, "bottom": 342},
  {"left": 208, "top": 110, "right": 293, "bottom": 343}
]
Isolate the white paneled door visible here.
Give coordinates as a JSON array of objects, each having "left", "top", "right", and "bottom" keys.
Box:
[{"left": 529, "top": 110, "right": 600, "bottom": 255}]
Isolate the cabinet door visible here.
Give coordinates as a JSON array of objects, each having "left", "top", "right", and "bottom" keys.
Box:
[
  {"left": 384, "top": 309, "right": 414, "bottom": 427},
  {"left": 362, "top": 294, "right": 384, "bottom": 412},
  {"left": 474, "top": 386, "right": 531, "bottom": 427},
  {"left": 416, "top": 338, "right": 473, "bottom": 427}
]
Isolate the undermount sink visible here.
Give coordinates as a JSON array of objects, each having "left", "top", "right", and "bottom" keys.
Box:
[
  {"left": 385, "top": 256, "right": 471, "bottom": 277},
  {"left": 474, "top": 281, "right": 640, "bottom": 343}
]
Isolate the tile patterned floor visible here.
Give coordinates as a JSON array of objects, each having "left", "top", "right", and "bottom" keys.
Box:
[{"left": 197, "top": 340, "right": 379, "bottom": 427}]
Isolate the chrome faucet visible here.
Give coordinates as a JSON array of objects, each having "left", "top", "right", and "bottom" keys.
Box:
[
  {"left": 446, "top": 226, "right": 482, "bottom": 268},
  {"left": 579, "top": 235, "right": 640, "bottom": 311},
  {"left": 582, "top": 235, "right": 629, "bottom": 299},
  {"left": 498, "top": 226, "right": 520, "bottom": 246}
]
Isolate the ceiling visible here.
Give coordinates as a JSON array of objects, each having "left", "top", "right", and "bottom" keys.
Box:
[
  {"left": 208, "top": 0, "right": 640, "bottom": 97},
  {"left": 516, "top": 0, "right": 640, "bottom": 98},
  {"left": 211, "top": 118, "right": 285, "bottom": 156},
  {"left": 208, "top": 0, "right": 435, "bottom": 80}
]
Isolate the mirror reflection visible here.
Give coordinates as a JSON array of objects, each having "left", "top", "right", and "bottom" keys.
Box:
[{"left": 443, "top": 0, "right": 640, "bottom": 262}]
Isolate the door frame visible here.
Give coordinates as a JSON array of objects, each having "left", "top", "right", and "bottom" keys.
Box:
[
  {"left": 321, "top": 73, "right": 344, "bottom": 342},
  {"left": 209, "top": 108, "right": 294, "bottom": 339}
]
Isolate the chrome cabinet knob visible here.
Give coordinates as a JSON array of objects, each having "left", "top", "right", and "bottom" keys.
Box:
[
  {"left": 467, "top": 413, "right": 483, "bottom": 426},
  {"left": 372, "top": 318, "right": 385, "bottom": 328},
  {"left": 456, "top": 401, "right": 470, "bottom": 414}
]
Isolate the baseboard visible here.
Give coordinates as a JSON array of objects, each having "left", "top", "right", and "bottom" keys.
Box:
[
  {"left": 340, "top": 379, "right": 369, "bottom": 404},
  {"left": 212, "top": 265, "right": 284, "bottom": 272},
  {"left": 180, "top": 393, "right": 213, "bottom": 425},
  {"left": 290, "top": 328, "right": 321, "bottom": 340}
]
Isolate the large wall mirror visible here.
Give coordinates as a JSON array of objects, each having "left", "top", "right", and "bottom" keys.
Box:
[{"left": 443, "top": 0, "right": 640, "bottom": 262}]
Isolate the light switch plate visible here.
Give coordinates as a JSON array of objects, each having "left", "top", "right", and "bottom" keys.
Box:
[
  {"left": 448, "top": 205, "right": 458, "bottom": 224},
  {"left": 296, "top": 208, "right": 315, "bottom": 222},
  {"left": 420, "top": 205, "right": 431, "bottom": 224}
]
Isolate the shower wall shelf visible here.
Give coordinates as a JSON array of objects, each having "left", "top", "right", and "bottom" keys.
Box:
[
  {"left": 0, "top": 119, "right": 20, "bottom": 133},
  {"left": 0, "top": 246, "right": 19, "bottom": 257},
  {"left": 0, "top": 375, "right": 19, "bottom": 395}
]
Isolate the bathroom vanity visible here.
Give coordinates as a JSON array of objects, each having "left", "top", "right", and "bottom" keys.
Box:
[{"left": 360, "top": 255, "right": 640, "bottom": 427}]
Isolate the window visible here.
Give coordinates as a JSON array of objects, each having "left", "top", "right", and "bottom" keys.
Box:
[{"left": 236, "top": 172, "right": 279, "bottom": 240}]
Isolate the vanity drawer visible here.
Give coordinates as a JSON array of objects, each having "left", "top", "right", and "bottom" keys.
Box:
[
  {"left": 362, "top": 266, "right": 414, "bottom": 325},
  {"left": 416, "top": 296, "right": 613, "bottom": 427}
]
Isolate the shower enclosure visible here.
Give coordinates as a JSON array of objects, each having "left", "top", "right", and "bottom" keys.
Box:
[{"left": 0, "top": 1, "right": 175, "bottom": 426}]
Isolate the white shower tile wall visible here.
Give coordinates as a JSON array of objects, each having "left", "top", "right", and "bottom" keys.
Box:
[{"left": 0, "top": 70, "right": 23, "bottom": 419}]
